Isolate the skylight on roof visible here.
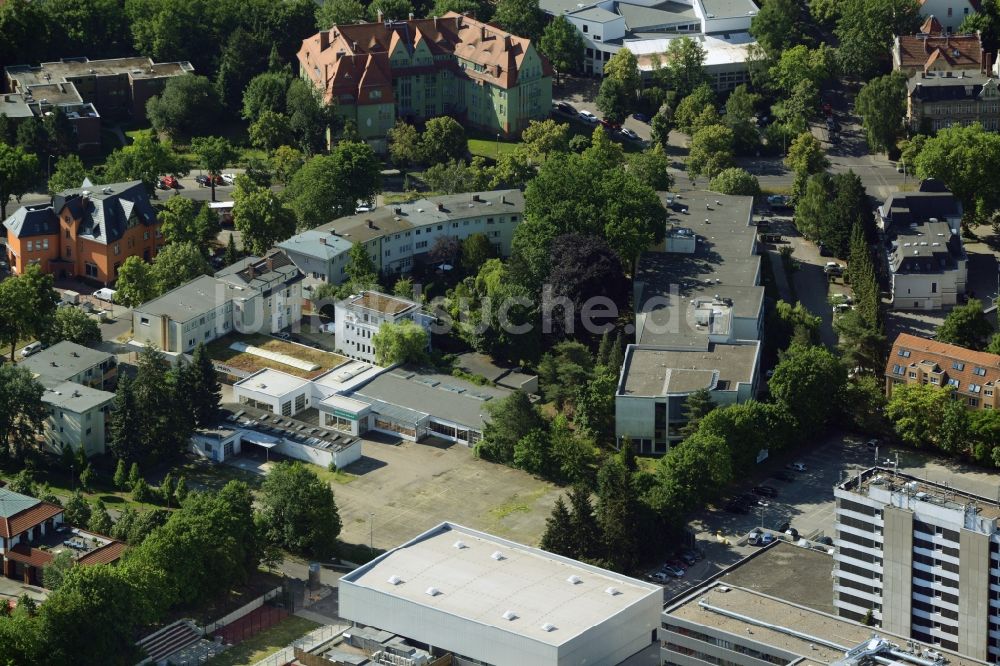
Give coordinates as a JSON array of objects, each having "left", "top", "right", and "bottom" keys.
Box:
[
  {"left": 567, "top": 575, "right": 582, "bottom": 585},
  {"left": 501, "top": 610, "right": 517, "bottom": 621},
  {"left": 491, "top": 550, "right": 505, "bottom": 561},
  {"left": 425, "top": 586, "right": 441, "bottom": 596}
]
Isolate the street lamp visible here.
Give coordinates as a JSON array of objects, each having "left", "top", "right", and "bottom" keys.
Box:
[
  {"left": 496, "top": 133, "right": 501, "bottom": 159},
  {"left": 46, "top": 154, "right": 56, "bottom": 181},
  {"left": 369, "top": 512, "right": 375, "bottom": 558}
]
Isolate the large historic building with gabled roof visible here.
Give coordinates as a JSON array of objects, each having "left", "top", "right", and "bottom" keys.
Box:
[{"left": 297, "top": 12, "right": 552, "bottom": 151}]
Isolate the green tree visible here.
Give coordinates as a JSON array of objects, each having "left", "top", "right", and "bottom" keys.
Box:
[
  {"left": 785, "top": 131, "right": 828, "bottom": 198},
  {"left": 113, "top": 459, "right": 127, "bottom": 489},
  {"left": 460, "top": 233, "right": 495, "bottom": 273},
  {"left": 191, "top": 136, "right": 236, "bottom": 202},
  {"left": 78, "top": 464, "right": 94, "bottom": 491},
  {"left": 7, "top": 469, "right": 37, "bottom": 496},
  {"left": 286, "top": 144, "right": 382, "bottom": 229},
  {"left": 476, "top": 391, "right": 545, "bottom": 464},
  {"left": 769, "top": 44, "right": 837, "bottom": 95},
  {"left": 233, "top": 187, "right": 297, "bottom": 255},
  {"left": 856, "top": 72, "right": 907, "bottom": 154},
  {"left": 150, "top": 242, "right": 212, "bottom": 294},
  {"left": 214, "top": 27, "right": 269, "bottom": 113},
  {"left": 189, "top": 343, "right": 222, "bottom": 427},
  {"left": 0, "top": 142, "right": 39, "bottom": 218},
  {"left": 249, "top": 111, "right": 294, "bottom": 152},
  {"left": 540, "top": 15, "right": 584, "bottom": 83},
  {"left": 101, "top": 132, "right": 184, "bottom": 194},
  {"left": 0, "top": 365, "right": 46, "bottom": 459},
  {"left": 146, "top": 75, "right": 221, "bottom": 139},
  {"left": 566, "top": 484, "right": 600, "bottom": 558},
  {"left": 835, "top": 309, "right": 886, "bottom": 376},
  {"left": 64, "top": 491, "right": 92, "bottom": 527},
  {"left": 710, "top": 167, "right": 760, "bottom": 196},
  {"left": 316, "top": 0, "right": 365, "bottom": 27},
  {"left": 915, "top": 123, "right": 1000, "bottom": 224},
  {"left": 258, "top": 462, "right": 341, "bottom": 557},
  {"left": 688, "top": 124, "right": 734, "bottom": 180},
  {"left": 157, "top": 196, "right": 201, "bottom": 246},
  {"left": 493, "top": 0, "right": 545, "bottom": 42},
  {"left": 771, "top": 78, "right": 819, "bottom": 136},
  {"left": 539, "top": 496, "right": 575, "bottom": 556},
  {"left": 88, "top": 499, "right": 113, "bottom": 535},
  {"left": 769, "top": 343, "right": 847, "bottom": 433},
  {"left": 48, "top": 154, "right": 88, "bottom": 196},
  {"left": 365, "top": 0, "right": 413, "bottom": 20},
  {"left": 372, "top": 320, "right": 429, "bottom": 366},
  {"left": 42, "top": 306, "right": 101, "bottom": 347},
  {"left": 513, "top": 428, "right": 553, "bottom": 476},
  {"left": 113, "top": 256, "right": 156, "bottom": 308},
  {"left": 537, "top": 340, "right": 596, "bottom": 407},
  {"left": 749, "top": 0, "right": 807, "bottom": 57},
  {"left": 673, "top": 84, "right": 715, "bottom": 135},
  {"left": 420, "top": 117, "right": 467, "bottom": 166},
  {"left": 660, "top": 36, "right": 708, "bottom": 99},
  {"left": 345, "top": 241, "right": 378, "bottom": 284},
  {"left": 724, "top": 84, "right": 761, "bottom": 154},
  {"left": 128, "top": 462, "right": 140, "bottom": 488},
  {"left": 286, "top": 78, "right": 333, "bottom": 155},
  {"left": 679, "top": 388, "right": 717, "bottom": 438},
  {"left": 388, "top": 121, "right": 423, "bottom": 170},
  {"left": 627, "top": 145, "right": 673, "bottom": 191},
  {"left": 224, "top": 233, "right": 239, "bottom": 267},
  {"left": 241, "top": 72, "right": 292, "bottom": 121},
  {"left": 596, "top": 75, "right": 632, "bottom": 125},
  {"left": 836, "top": 0, "right": 921, "bottom": 79},
  {"left": 175, "top": 476, "right": 188, "bottom": 503},
  {"left": 595, "top": 453, "right": 640, "bottom": 571},
  {"left": 42, "top": 549, "right": 76, "bottom": 591},
  {"left": 886, "top": 383, "right": 960, "bottom": 450},
  {"left": 936, "top": 299, "right": 994, "bottom": 350},
  {"left": 650, "top": 112, "right": 673, "bottom": 150},
  {"left": 0, "top": 265, "right": 59, "bottom": 360},
  {"left": 574, "top": 371, "right": 617, "bottom": 440}
]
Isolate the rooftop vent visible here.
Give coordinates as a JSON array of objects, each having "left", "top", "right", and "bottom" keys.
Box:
[
  {"left": 453, "top": 540, "right": 467, "bottom": 549},
  {"left": 491, "top": 550, "right": 506, "bottom": 561},
  {"left": 567, "top": 575, "right": 582, "bottom": 585},
  {"left": 425, "top": 587, "right": 441, "bottom": 597},
  {"left": 541, "top": 623, "right": 556, "bottom": 632},
  {"left": 605, "top": 586, "right": 620, "bottom": 596},
  {"left": 501, "top": 610, "right": 517, "bottom": 621},
  {"left": 387, "top": 575, "right": 403, "bottom": 585}
]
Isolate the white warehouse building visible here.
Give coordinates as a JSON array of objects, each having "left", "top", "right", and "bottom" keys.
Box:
[{"left": 339, "top": 522, "right": 663, "bottom": 666}]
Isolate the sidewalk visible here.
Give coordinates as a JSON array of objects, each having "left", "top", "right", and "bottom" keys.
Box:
[{"left": 767, "top": 251, "right": 793, "bottom": 302}]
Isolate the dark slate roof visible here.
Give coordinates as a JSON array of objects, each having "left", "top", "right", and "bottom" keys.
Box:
[
  {"left": 52, "top": 181, "right": 156, "bottom": 245},
  {"left": 3, "top": 204, "right": 59, "bottom": 239},
  {"left": 879, "top": 189, "right": 963, "bottom": 228},
  {"left": 908, "top": 74, "right": 996, "bottom": 102}
]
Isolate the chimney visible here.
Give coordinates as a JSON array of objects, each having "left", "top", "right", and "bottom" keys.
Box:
[
  {"left": 352, "top": 40, "right": 358, "bottom": 51},
  {"left": 320, "top": 30, "right": 330, "bottom": 50},
  {"left": 437, "top": 202, "right": 444, "bottom": 211},
  {"left": 472, "top": 194, "right": 481, "bottom": 202},
  {"left": 247, "top": 264, "right": 255, "bottom": 278},
  {"left": 481, "top": 26, "right": 487, "bottom": 41},
  {"left": 434, "top": 15, "right": 438, "bottom": 28},
  {"left": 377, "top": 9, "right": 383, "bottom": 22},
  {"left": 501, "top": 194, "right": 507, "bottom": 204},
  {"left": 408, "top": 11, "right": 414, "bottom": 19},
  {"left": 503, "top": 35, "right": 511, "bottom": 51},
  {"left": 367, "top": 219, "right": 374, "bottom": 228},
  {"left": 320, "top": 237, "right": 327, "bottom": 245},
  {"left": 266, "top": 256, "right": 274, "bottom": 271}
]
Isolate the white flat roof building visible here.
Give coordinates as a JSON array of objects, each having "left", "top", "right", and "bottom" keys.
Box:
[{"left": 340, "top": 522, "right": 662, "bottom": 666}]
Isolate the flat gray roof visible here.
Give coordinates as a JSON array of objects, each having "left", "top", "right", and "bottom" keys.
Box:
[
  {"left": 352, "top": 367, "right": 512, "bottom": 430},
  {"left": 277, "top": 229, "right": 354, "bottom": 261},
  {"left": 135, "top": 274, "right": 255, "bottom": 322},
  {"left": 6, "top": 56, "right": 193, "bottom": 88},
  {"left": 41, "top": 379, "right": 114, "bottom": 413},
  {"left": 716, "top": 541, "right": 836, "bottom": 615},
  {"left": 0, "top": 93, "right": 33, "bottom": 118},
  {"left": 701, "top": 0, "right": 759, "bottom": 20},
  {"left": 619, "top": 342, "right": 759, "bottom": 396},
  {"left": 19, "top": 341, "right": 113, "bottom": 383},
  {"left": 539, "top": 0, "right": 599, "bottom": 16},
  {"left": 571, "top": 5, "right": 622, "bottom": 22},
  {"left": 618, "top": 1, "right": 698, "bottom": 30},
  {"left": 342, "top": 522, "right": 661, "bottom": 647},
  {"left": 315, "top": 190, "right": 524, "bottom": 244}
]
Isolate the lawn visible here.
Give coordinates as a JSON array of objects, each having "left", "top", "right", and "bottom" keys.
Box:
[
  {"left": 204, "top": 615, "right": 320, "bottom": 666},
  {"left": 206, "top": 333, "right": 347, "bottom": 379},
  {"left": 468, "top": 137, "right": 521, "bottom": 160},
  {"left": 174, "top": 457, "right": 266, "bottom": 493},
  {"left": 124, "top": 128, "right": 267, "bottom": 167}
]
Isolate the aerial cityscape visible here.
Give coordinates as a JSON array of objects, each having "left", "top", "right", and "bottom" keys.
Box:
[{"left": 2, "top": 0, "right": 1000, "bottom": 664}]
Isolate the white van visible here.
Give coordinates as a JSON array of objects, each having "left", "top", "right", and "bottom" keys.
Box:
[
  {"left": 20, "top": 341, "right": 43, "bottom": 358},
  {"left": 93, "top": 288, "right": 117, "bottom": 303}
]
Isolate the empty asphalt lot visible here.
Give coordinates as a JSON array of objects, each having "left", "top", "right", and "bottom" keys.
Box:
[{"left": 332, "top": 436, "right": 562, "bottom": 551}]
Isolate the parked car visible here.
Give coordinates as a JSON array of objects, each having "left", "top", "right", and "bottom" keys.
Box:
[
  {"left": 93, "top": 287, "right": 116, "bottom": 302},
  {"left": 787, "top": 462, "right": 807, "bottom": 472},
  {"left": 275, "top": 332, "right": 292, "bottom": 340},
  {"left": 162, "top": 175, "right": 179, "bottom": 189},
  {"left": 679, "top": 551, "right": 698, "bottom": 566},
  {"left": 818, "top": 243, "right": 833, "bottom": 257},
  {"left": 195, "top": 174, "right": 211, "bottom": 186},
  {"left": 824, "top": 262, "right": 844, "bottom": 276},
  {"left": 648, "top": 571, "right": 669, "bottom": 583},
  {"left": 553, "top": 101, "right": 575, "bottom": 116},
  {"left": 773, "top": 519, "right": 790, "bottom": 533},
  {"left": 767, "top": 194, "right": 790, "bottom": 208},
  {"left": 817, "top": 536, "right": 834, "bottom": 546},
  {"left": 760, "top": 532, "right": 775, "bottom": 546},
  {"left": 632, "top": 112, "right": 649, "bottom": 123},
  {"left": 748, "top": 530, "right": 764, "bottom": 546},
  {"left": 619, "top": 127, "right": 640, "bottom": 140},
  {"left": 156, "top": 179, "right": 169, "bottom": 190},
  {"left": 661, "top": 564, "right": 685, "bottom": 578},
  {"left": 667, "top": 559, "right": 688, "bottom": 572},
  {"left": 833, "top": 303, "right": 851, "bottom": 314},
  {"left": 753, "top": 485, "right": 778, "bottom": 498},
  {"left": 20, "top": 341, "right": 43, "bottom": 358},
  {"left": 221, "top": 173, "right": 236, "bottom": 185},
  {"left": 786, "top": 527, "right": 800, "bottom": 541},
  {"left": 578, "top": 110, "right": 599, "bottom": 123}
]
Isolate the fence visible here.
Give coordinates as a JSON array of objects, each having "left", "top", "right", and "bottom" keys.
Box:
[
  {"left": 202, "top": 586, "right": 282, "bottom": 635},
  {"left": 252, "top": 624, "right": 344, "bottom": 666}
]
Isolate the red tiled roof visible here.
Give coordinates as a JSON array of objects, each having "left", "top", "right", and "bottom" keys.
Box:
[
  {"left": 886, "top": 333, "right": 1000, "bottom": 386},
  {"left": 896, "top": 33, "right": 982, "bottom": 71},
  {"left": 0, "top": 502, "right": 63, "bottom": 539},
  {"left": 76, "top": 540, "right": 127, "bottom": 566},
  {"left": 6, "top": 543, "right": 54, "bottom": 568},
  {"left": 298, "top": 12, "right": 550, "bottom": 104},
  {"left": 921, "top": 15, "right": 944, "bottom": 34}
]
